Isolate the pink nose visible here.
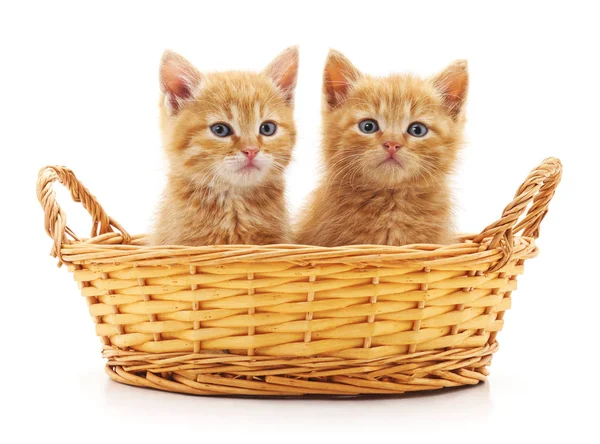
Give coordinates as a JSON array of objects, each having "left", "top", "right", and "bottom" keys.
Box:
[
  {"left": 242, "top": 147, "right": 259, "bottom": 160},
  {"left": 383, "top": 141, "right": 402, "bottom": 155}
]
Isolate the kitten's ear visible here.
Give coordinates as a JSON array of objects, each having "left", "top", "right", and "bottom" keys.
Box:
[
  {"left": 432, "top": 60, "right": 469, "bottom": 119},
  {"left": 263, "top": 46, "right": 299, "bottom": 104},
  {"left": 159, "top": 50, "right": 202, "bottom": 115},
  {"left": 323, "top": 49, "right": 362, "bottom": 109}
]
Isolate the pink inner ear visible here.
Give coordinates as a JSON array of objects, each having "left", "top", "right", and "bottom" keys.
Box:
[
  {"left": 276, "top": 68, "right": 297, "bottom": 95},
  {"left": 323, "top": 51, "right": 361, "bottom": 108},
  {"left": 434, "top": 62, "right": 468, "bottom": 118},
  {"left": 164, "top": 75, "right": 192, "bottom": 101},
  {"left": 442, "top": 78, "right": 467, "bottom": 114},
  {"left": 324, "top": 66, "right": 351, "bottom": 107},
  {"left": 264, "top": 47, "right": 299, "bottom": 103},
  {"left": 160, "top": 52, "right": 201, "bottom": 113},
  {"left": 164, "top": 73, "right": 192, "bottom": 112}
]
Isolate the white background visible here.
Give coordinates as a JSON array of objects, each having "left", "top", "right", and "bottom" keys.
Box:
[{"left": 1, "top": 1, "right": 599, "bottom": 442}]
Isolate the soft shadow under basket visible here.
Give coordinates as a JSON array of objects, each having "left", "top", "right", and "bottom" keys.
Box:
[{"left": 37, "top": 157, "right": 562, "bottom": 396}]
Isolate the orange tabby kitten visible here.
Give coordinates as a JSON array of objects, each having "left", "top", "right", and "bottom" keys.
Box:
[
  {"left": 153, "top": 47, "right": 299, "bottom": 246},
  {"left": 296, "top": 50, "right": 468, "bottom": 247}
]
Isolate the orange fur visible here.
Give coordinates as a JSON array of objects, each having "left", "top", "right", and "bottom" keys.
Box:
[
  {"left": 153, "top": 47, "right": 298, "bottom": 246},
  {"left": 296, "top": 50, "right": 468, "bottom": 247}
]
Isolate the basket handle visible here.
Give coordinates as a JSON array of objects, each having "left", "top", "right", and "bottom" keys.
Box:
[
  {"left": 37, "top": 165, "right": 131, "bottom": 261},
  {"left": 474, "top": 157, "right": 562, "bottom": 270}
]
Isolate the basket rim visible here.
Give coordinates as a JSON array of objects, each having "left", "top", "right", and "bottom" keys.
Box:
[{"left": 57, "top": 231, "right": 538, "bottom": 268}]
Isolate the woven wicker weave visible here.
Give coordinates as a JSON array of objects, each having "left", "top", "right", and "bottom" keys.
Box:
[{"left": 37, "top": 158, "right": 562, "bottom": 396}]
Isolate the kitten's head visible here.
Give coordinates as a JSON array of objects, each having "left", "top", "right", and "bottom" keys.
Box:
[
  {"left": 322, "top": 50, "right": 468, "bottom": 188},
  {"left": 159, "top": 47, "right": 298, "bottom": 188}
]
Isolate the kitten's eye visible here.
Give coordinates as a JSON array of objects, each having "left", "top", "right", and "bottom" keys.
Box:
[
  {"left": 259, "top": 121, "right": 277, "bottom": 136},
  {"left": 210, "top": 123, "right": 233, "bottom": 137},
  {"left": 407, "top": 122, "right": 428, "bottom": 137},
  {"left": 358, "top": 119, "right": 379, "bottom": 134}
]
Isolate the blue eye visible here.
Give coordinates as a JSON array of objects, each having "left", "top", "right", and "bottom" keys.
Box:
[
  {"left": 358, "top": 119, "right": 379, "bottom": 134},
  {"left": 407, "top": 122, "right": 428, "bottom": 137},
  {"left": 210, "top": 123, "right": 233, "bottom": 137},
  {"left": 259, "top": 121, "right": 277, "bottom": 136}
]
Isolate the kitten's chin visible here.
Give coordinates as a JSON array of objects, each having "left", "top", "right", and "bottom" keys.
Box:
[
  {"left": 220, "top": 164, "right": 272, "bottom": 187},
  {"left": 367, "top": 156, "right": 413, "bottom": 186}
]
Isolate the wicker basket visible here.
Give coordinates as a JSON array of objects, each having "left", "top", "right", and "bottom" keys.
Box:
[{"left": 37, "top": 158, "right": 561, "bottom": 396}]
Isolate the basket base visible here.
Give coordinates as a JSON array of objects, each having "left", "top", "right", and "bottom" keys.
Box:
[{"left": 103, "top": 343, "right": 497, "bottom": 396}]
